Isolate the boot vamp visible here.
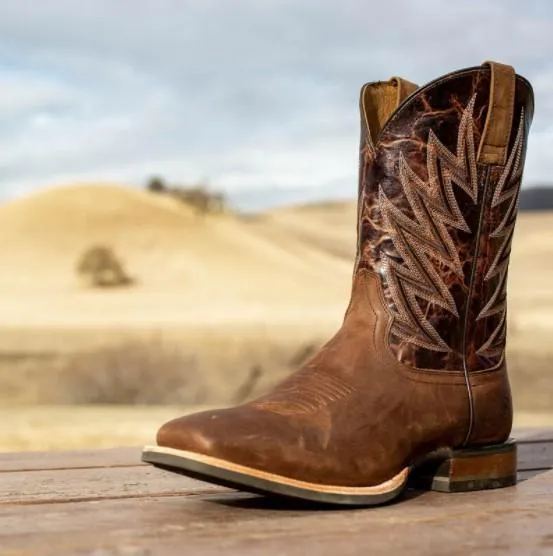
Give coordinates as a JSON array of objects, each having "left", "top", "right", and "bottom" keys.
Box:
[
  {"left": 156, "top": 270, "right": 472, "bottom": 487},
  {"left": 156, "top": 391, "right": 405, "bottom": 487},
  {"left": 157, "top": 341, "right": 465, "bottom": 486},
  {"left": 156, "top": 401, "right": 379, "bottom": 487}
]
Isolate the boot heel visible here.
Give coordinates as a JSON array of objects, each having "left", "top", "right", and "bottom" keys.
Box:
[{"left": 411, "top": 439, "right": 517, "bottom": 493}]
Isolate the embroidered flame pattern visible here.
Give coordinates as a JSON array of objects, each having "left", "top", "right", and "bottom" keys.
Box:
[
  {"left": 476, "top": 112, "right": 525, "bottom": 355},
  {"left": 380, "top": 95, "right": 525, "bottom": 356},
  {"left": 379, "top": 96, "right": 479, "bottom": 352}
]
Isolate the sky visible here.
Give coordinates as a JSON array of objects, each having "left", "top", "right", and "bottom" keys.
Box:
[{"left": 0, "top": 0, "right": 552, "bottom": 206}]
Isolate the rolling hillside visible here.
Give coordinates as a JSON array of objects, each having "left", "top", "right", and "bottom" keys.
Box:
[
  {"left": 0, "top": 185, "right": 355, "bottom": 326},
  {"left": 0, "top": 183, "right": 551, "bottom": 331},
  {"left": 0, "top": 183, "right": 551, "bottom": 422}
]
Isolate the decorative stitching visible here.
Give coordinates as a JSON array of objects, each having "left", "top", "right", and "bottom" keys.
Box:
[
  {"left": 380, "top": 95, "right": 479, "bottom": 353},
  {"left": 476, "top": 111, "right": 525, "bottom": 355},
  {"left": 253, "top": 371, "right": 356, "bottom": 416}
]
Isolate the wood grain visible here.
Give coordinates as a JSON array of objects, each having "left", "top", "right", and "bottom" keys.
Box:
[
  {"left": 0, "top": 471, "right": 552, "bottom": 555},
  {"left": 0, "top": 447, "right": 141, "bottom": 472},
  {"left": 0, "top": 465, "right": 226, "bottom": 505},
  {"left": 0, "top": 429, "right": 551, "bottom": 555},
  {"left": 1, "top": 437, "right": 551, "bottom": 505},
  {"left": 0, "top": 427, "right": 549, "bottom": 472}
]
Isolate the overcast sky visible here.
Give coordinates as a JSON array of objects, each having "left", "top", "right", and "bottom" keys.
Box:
[{"left": 0, "top": 0, "right": 552, "bottom": 203}]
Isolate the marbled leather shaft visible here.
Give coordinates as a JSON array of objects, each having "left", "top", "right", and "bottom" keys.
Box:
[
  {"left": 155, "top": 65, "right": 535, "bottom": 489},
  {"left": 357, "top": 68, "right": 534, "bottom": 371}
]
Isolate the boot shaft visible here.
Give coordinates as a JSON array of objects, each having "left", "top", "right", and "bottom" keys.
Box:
[{"left": 356, "top": 62, "right": 534, "bottom": 373}]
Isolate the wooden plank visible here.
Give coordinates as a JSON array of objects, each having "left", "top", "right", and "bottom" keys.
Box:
[
  {"left": 0, "top": 427, "right": 550, "bottom": 472},
  {"left": 514, "top": 428, "right": 553, "bottom": 443},
  {"left": 514, "top": 428, "right": 553, "bottom": 470},
  {"left": 0, "top": 447, "right": 141, "bottom": 472},
  {"left": 0, "top": 440, "right": 550, "bottom": 506},
  {"left": 0, "top": 470, "right": 552, "bottom": 556},
  {"left": 517, "top": 440, "right": 553, "bottom": 471},
  {"left": 0, "top": 466, "right": 227, "bottom": 505},
  {"left": 519, "top": 469, "right": 548, "bottom": 480}
]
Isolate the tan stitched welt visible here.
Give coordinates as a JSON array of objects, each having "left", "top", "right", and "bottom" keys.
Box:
[{"left": 144, "top": 445, "right": 409, "bottom": 495}]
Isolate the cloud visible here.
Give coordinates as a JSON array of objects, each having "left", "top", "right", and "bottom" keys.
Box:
[{"left": 0, "top": 0, "right": 552, "bottom": 202}]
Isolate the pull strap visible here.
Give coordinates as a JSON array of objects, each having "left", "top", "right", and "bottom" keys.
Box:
[
  {"left": 361, "top": 77, "right": 418, "bottom": 147},
  {"left": 389, "top": 76, "right": 418, "bottom": 106},
  {"left": 477, "top": 61, "right": 516, "bottom": 165}
]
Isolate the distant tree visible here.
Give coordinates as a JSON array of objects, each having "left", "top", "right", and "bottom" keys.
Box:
[
  {"left": 76, "top": 245, "right": 134, "bottom": 288},
  {"left": 147, "top": 176, "right": 166, "bottom": 193},
  {"left": 145, "top": 176, "right": 227, "bottom": 214}
]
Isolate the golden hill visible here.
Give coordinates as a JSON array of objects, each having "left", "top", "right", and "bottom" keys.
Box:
[
  {"left": 0, "top": 183, "right": 551, "bottom": 330},
  {"left": 0, "top": 183, "right": 552, "bottom": 419},
  {"left": 0, "top": 183, "right": 199, "bottom": 246},
  {"left": 0, "top": 184, "right": 355, "bottom": 326}
]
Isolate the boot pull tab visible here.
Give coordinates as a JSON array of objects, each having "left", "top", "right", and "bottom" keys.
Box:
[
  {"left": 389, "top": 76, "right": 418, "bottom": 106},
  {"left": 361, "top": 77, "right": 418, "bottom": 148},
  {"left": 477, "top": 61, "right": 516, "bottom": 166}
]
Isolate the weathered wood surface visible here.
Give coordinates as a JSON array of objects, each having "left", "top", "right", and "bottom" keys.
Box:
[
  {"left": 0, "top": 429, "right": 552, "bottom": 555},
  {"left": 0, "top": 446, "right": 145, "bottom": 473}
]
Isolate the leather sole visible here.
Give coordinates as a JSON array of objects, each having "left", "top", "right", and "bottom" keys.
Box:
[
  {"left": 141, "top": 446, "right": 408, "bottom": 506},
  {"left": 141, "top": 439, "right": 516, "bottom": 506}
]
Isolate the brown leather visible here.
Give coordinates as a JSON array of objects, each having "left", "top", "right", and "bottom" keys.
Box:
[
  {"left": 391, "top": 76, "right": 418, "bottom": 106},
  {"left": 358, "top": 63, "right": 533, "bottom": 373},
  {"left": 361, "top": 77, "right": 418, "bottom": 146},
  {"left": 355, "top": 77, "right": 418, "bottom": 273},
  {"left": 477, "top": 62, "right": 516, "bottom": 165},
  {"left": 155, "top": 63, "right": 534, "bottom": 488}
]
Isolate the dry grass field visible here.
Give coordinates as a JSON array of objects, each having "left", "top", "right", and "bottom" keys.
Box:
[{"left": 0, "top": 184, "right": 552, "bottom": 451}]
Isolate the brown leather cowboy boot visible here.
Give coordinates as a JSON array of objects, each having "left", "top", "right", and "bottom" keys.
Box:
[{"left": 143, "top": 62, "right": 534, "bottom": 505}]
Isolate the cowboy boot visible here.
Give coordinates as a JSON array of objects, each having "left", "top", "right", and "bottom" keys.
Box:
[{"left": 142, "top": 62, "right": 533, "bottom": 506}]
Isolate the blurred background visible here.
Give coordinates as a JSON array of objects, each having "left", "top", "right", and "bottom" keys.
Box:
[{"left": 0, "top": 1, "right": 552, "bottom": 451}]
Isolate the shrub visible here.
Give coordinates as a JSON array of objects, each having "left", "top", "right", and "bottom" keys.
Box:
[
  {"left": 147, "top": 176, "right": 166, "bottom": 193},
  {"left": 54, "top": 340, "right": 206, "bottom": 405},
  {"left": 76, "top": 245, "right": 134, "bottom": 288}
]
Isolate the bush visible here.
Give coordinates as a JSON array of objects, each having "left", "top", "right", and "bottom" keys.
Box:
[
  {"left": 54, "top": 340, "right": 206, "bottom": 405},
  {"left": 147, "top": 176, "right": 166, "bottom": 193},
  {"left": 76, "top": 245, "right": 134, "bottom": 288}
]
